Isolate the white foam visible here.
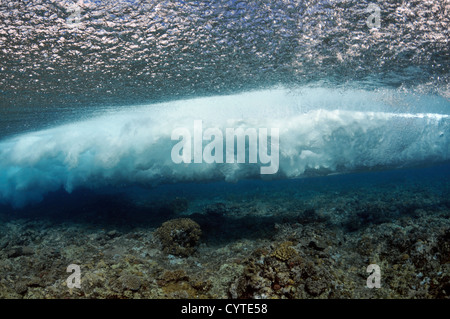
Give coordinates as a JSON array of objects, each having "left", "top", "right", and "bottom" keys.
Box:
[{"left": 0, "top": 88, "right": 449, "bottom": 207}]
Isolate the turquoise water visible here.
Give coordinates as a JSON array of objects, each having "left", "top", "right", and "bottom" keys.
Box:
[{"left": 0, "top": 0, "right": 449, "bottom": 299}]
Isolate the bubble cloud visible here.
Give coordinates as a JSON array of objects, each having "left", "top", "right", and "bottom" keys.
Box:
[{"left": 0, "top": 88, "right": 449, "bottom": 207}]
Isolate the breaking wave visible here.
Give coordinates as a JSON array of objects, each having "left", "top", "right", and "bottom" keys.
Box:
[{"left": 0, "top": 88, "right": 449, "bottom": 207}]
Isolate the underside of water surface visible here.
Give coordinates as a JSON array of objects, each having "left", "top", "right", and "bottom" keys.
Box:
[{"left": 0, "top": 0, "right": 449, "bottom": 299}]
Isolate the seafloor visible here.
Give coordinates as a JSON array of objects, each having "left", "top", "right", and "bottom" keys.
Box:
[{"left": 0, "top": 165, "right": 449, "bottom": 299}]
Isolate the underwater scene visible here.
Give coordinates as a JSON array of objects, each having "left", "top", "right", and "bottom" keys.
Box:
[{"left": 0, "top": 0, "right": 449, "bottom": 300}]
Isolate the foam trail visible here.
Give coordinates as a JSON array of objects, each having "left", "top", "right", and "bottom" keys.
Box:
[{"left": 0, "top": 88, "right": 449, "bottom": 207}]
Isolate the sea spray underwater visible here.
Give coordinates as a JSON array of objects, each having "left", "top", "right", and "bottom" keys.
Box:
[
  {"left": 0, "top": 0, "right": 449, "bottom": 299},
  {"left": 1, "top": 0, "right": 449, "bottom": 137},
  {"left": 0, "top": 88, "right": 449, "bottom": 207}
]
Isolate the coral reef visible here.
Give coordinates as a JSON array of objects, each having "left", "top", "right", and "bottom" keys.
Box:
[
  {"left": 119, "top": 275, "right": 142, "bottom": 292},
  {"left": 0, "top": 170, "right": 449, "bottom": 299},
  {"left": 154, "top": 218, "right": 202, "bottom": 257},
  {"left": 271, "top": 242, "right": 298, "bottom": 261}
]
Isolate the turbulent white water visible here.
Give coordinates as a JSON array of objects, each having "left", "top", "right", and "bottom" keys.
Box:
[{"left": 0, "top": 88, "right": 449, "bottom": 207}]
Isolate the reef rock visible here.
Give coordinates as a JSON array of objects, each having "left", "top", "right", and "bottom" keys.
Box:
[{"left": 155, "top": 218, "right": 202, "bottom": 257}]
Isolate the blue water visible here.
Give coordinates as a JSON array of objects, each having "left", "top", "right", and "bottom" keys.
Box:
[
  {"left": 0, "top": 89, "right": 448, "bottom": 208},
  {"left": 0, "top": 0, "right": 449, "bottom": 209},
  {"left": 2, "top": 162, "right": 449, "bottom": 219},
  {"left": 0, "top": 0, "right": 448, "bottom": 210},
  {"left": 0, "top": 0, "right": 449, "bottom": 300},
  {"left": 1, "top": 0, "right": 449, "bottom": 136}
]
